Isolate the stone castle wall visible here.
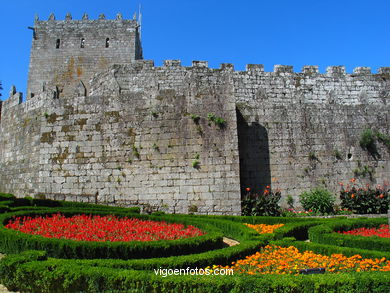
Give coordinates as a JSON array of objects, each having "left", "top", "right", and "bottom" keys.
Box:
[
  {"left": 234, "top": 65, "right": 390, "bottom": 205},
  {"left": 1, "top": 60, "right": 241, "bottom": 215},
  {"left": 0, "top": 88, "right": 43, "bottom": 197},
  {"left": 1, "top": 60, "right": 389, "bottom": 214}
]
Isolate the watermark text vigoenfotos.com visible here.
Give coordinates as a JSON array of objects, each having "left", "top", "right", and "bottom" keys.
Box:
[{"left": 154, "top": 267, "right": 234, "bottom": 278}]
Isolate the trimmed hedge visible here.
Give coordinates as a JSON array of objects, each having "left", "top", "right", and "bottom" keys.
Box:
[
  {"left": 271, "top": 238, "right": 390, "bottom": 260},
  {"left": 0, "top": 210, "right": 226, "bottom": 259},
  {"left": 9, "top": 205, "right": 141, "bottom": 215},
  {"left": 0, "top": 193, "right": 15, "bottom": 201},
  {"left": 0, "top": 193, "right": 142, "bottom": 213},
  {"left": 16, "top": 239, "right": 267, "bottom": 271},
  {"left": 0, "top": 250, "right": 389, "bottom": 293},
  {"left": 308, "top": 218, "right": 390, "bottom": 252},
  {"left": 0, "top": 205, "right": 10, "bottom": 214},
  {"left": 273, "top": 221, "right": 325, "bottom": 241}
]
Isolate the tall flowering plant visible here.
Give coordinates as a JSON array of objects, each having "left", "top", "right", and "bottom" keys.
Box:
[
  {"left": 242, "top": 186, "right": 281, "bottom": 216},
  {"left": 340, "top": 179, "right": 389, "bottom": 214}
]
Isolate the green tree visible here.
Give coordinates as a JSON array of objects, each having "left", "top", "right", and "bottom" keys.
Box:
[{"left": 0, "top": 81, "right": 3, "bottom": 97}]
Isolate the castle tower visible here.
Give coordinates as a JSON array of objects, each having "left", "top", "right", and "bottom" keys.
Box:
[{"left": 27, "top": 13, "right": 143, "bottom": 98}]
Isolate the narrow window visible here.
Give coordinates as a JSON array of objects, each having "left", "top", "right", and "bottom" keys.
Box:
[
  {"left": 80, "top": 38, "right": 85, "bottom": 48},
  {"left": 56, "top": 39, "right": 60, "bottom": 49},
  {"left": 105, "top": 38, "right": 110, "bottom": 48}
]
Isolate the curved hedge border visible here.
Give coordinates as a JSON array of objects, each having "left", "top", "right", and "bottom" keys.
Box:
[
  {"left": 0, "top": 193, "right": 142, "bottom": 214},
  {"left": 271, "top": 238, "right": 390, "bottom": 260},
  {"left": 0, "top": 209, "right": 226, "bottom": 259},
  {"left": 264, "top": 219, "right": 390, "bottom": 259},
  {"left": 308, "top": 218, "right": 390, "bottom": 252},
  {"left": 0, "top": 193, "right": 15, "bottom": 201},
  {"left": 0, "top": 250, "right": 389, "bottom": 293}
]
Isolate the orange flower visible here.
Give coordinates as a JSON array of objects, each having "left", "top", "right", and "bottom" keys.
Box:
[
  {"left": 245, "top": 187, "right": 251, "bottom": 192},
  {"left": 350, "top": 178, "right": 356, "bottom": 183},
  {"left": 351, "top": 194, "right": 355, "bottom": 199},
  {"left": 266, "top": 185, "right": 270, "bottom": 189},
  {"left": 244, "top": 223, "right": 284, "bottom": 234},
  {"left": 211, "top": 245, "right": 390, "bottom": 275},
  {"left": 379, "top": 194, "right": 384, "bottom": 199}
]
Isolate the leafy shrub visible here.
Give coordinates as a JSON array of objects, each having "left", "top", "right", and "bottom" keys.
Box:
[
  {"left": 207, "top": 113, "right": 226, "bottom": 129},
  {"left": 242, "top": 187, "right": 281, "bottom": 216},
  {"left": 353, "top": 164, "right": 375, "bottom": 180},
  {"left": 360, "top": 128, "right": 379, "bottom": 157},
  {"left": 360, "top": 129, "right": 376, "bottom": 148},
  {"left": 299, "top": 187, "right": 335, "bottom": 214},
  {"left": 334, "top": 150, "right": 342, "bottom": 160},
  {"left": 286, "top": 195, "right": 294, "bottom": 209},
  {"left": 189, "top": 114, "right": 200, "bottom": 124},
  {"left": 0, "top": 205, "right": 10, "bottom": 213},
  {"left": 376, "top": 131, "right": 390, "bottom": 149},
  {"left": 308, "top": 151, "right": 317, "bottom": 161},
  {"left": 0, "top": 195, "right": 142, "bottom": 214},
  {"left": 340, "top": 180, "right": 389, "bottom": 214}
]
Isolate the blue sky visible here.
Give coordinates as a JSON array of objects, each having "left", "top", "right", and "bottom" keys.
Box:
[{"left": 1, "top": 0, "right": 389, "bottom": 100}]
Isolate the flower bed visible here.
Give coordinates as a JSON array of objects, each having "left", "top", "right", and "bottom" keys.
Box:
[
  {"left": 5, "top": 213, "right": 203, "bottom": 242},
  {"left": 244, "top": 223, "right": 284, "bottom": 234},
  {"left": 0, "top": 210, "right": 225, "bottom": 259},
  {"left": 213, "top": 245, "right": 390, "bottom": 275},
  {"left": 308, "top": 218, "right": 390, "bottom": 252},
  {"left": 338, "top": 224, "right": 390, "bottom": 238}
]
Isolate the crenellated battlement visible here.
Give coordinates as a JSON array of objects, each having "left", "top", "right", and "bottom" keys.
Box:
[
  {"left": 115, "top": 59, "right": 390, "bottom": 77},
  {"left": 5, "top": 58, "right": 390, "bottom": 115},
  {"left": 35, "top": 12, "right": 137, "bottom": 23},
  {"left": 103, "top": 59, "right": 390, "bottom": 78},
  {"left": 1, "top": 86, "right": 23, "bottom": 110}
]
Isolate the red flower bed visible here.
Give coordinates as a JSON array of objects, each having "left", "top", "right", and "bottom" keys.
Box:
[
  {"left": 5, "top": 214, "right": 204, "bottom": 242},
  {"left": 338, "top": 224, "right": 390, "bottom": 238}
]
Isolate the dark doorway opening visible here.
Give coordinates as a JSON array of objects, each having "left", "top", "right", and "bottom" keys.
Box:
[{"left": 236, "top": 108, "right": 271, "bottom": 198}]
